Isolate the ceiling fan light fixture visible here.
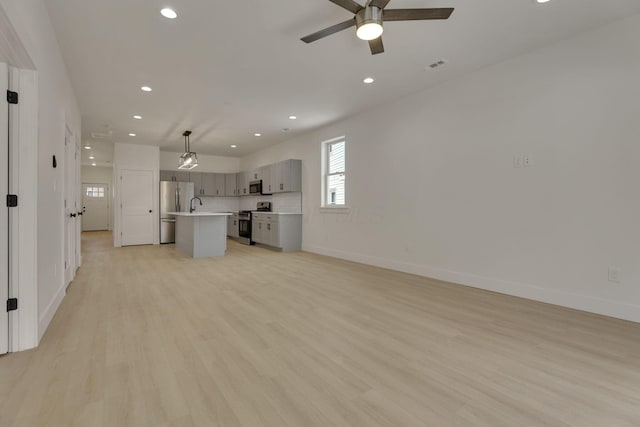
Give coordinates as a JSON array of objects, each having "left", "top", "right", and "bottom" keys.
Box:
[{"left": 356, "top": 7, "right": 383, "bottom": 41}]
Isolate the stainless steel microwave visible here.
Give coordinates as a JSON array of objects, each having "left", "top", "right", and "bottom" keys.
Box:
[{"left": 249, "top": 180, "right": 262, "bottom": 195}]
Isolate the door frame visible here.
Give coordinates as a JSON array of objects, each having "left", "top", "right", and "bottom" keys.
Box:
[{"left": 1, "top": 4, "right": 40, "bottom": 351}]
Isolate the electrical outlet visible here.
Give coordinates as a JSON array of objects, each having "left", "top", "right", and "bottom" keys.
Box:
[
  {"left": 608, "top": 266, "right": 621, "bottom": 283},
  {"left": 513, "top": 155, "right": 524, "bottom": 168},
  {"left": 523, "top": 155, "right": 532, "bottom": 167}
]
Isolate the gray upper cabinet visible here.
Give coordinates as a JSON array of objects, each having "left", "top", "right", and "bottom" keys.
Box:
[
  {"left": 249, "top": 169, "right": 261, "bottom": 181},
  {"left": 160, "top": 170, "right": 174, "bottom": 181},
  {"left": 201, "top": 173, "right": 216, "bottom": 196},
  {"left": 162, "top": 160, "right": 300, "bottom": 196},
  {"left": 261, "top": 164, "right": 273, "bottom": 194},
  {"left": 225, "top": 173, "right": 237, "bottom": 196},
  {"left": 192, "top": 172, "right": 226, "bottom": 196},
  {"left": 270, "top": 159, "right": 301, "bottom": 193},
  {"left": 214, "top": 173, "right": 226, "bottom": 196},
  {"left": 160, "top": 170, "right": 191, "bottom": 182},
  {"left": 237, "top": 171, "right": 250, "bottom": 196},
  {"left": 191, "top": 172, "right": 203, "bottom": 195}
]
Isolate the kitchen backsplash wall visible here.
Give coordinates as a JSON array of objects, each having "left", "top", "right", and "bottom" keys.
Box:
[
  {"left": 197, "top": 197, "right": 240, "bottom": 213},
  {"left": 240, "top": 192, "right": 302, "bottom": 213},
  {"left": 194, "top": 192, "right": 302, "bottom": 213}
]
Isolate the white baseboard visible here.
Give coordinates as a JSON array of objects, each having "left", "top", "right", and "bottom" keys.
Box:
[
  {"left": 38, "top": 284, "right": 66, "bottom": 341},
  {"left": 303, "top": 244, "right": 640, "bottom": 324}
]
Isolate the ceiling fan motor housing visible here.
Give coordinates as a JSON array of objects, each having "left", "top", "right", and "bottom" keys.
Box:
[{"left": 356, "top": 6, "right": 384, "bottom": 40}]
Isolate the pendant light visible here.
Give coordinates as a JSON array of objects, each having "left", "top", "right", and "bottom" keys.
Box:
[{"left": 178, "top": 130, "right": 198, "bottom": 170}]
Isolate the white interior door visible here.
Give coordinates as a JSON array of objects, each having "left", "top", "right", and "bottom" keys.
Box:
[
  {"left": 64, "top": 128, "right": 77, "bottom": 286},
  {"left": 0, "top": 62, "right": 9, "bottom": 354},
  {"left": 82, "top": 183, "right": 109, "bottom": 231},
  {"left": 121, "top": 170, "right": 154, "bottom": 246}
]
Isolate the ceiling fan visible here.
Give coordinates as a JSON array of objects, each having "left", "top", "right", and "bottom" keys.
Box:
[{"left": 301, "top": 0, "right": 454, "bottom": 55}]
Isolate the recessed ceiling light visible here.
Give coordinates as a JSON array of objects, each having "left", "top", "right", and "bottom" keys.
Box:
[
  {"left": 160, "top": 8, "right": 177, "bottom": 19},
  {"left": 535, "top": 0, "right": 551, "bottom": 3},
  {"left": 363, "top": 77, "right": 374, "bottom": 84},
  {"left": 141, "top": 86, "right": 152, "bottom": 92},
  {"left": 133, "top": 115, "right": 142, "bottom": 120},
  {"left": 230, "top": 145, "right": 237, "bottom": 148},
  {"left": 254, "top": 133, "right": 261, "bottom": 137},
  {"left": 288, "top": 115, "right": 297, "bottom": 120},
  {"left": 89, "top": 156, "right": 95, "bottom": 159},
  {"left": 84, "top": 146, "right": 91, "bottom": 150},
  {"left": 91, "top": 163, "right": 97, "bottom": 166},
  {"left": 128, "top": 133, "right": 136, "bottom": 137}
]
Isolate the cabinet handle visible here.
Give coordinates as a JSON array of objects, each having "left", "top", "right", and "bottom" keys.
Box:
[
  {"left": 280, "top": 183, "right": 283, "bottom": 190},
  {"left": 267, "top": 224, "right": 270, "bottom": 231}
]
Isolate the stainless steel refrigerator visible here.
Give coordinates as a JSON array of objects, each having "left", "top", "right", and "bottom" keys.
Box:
[{"left": 160, "top": 181, "right": 194, "bottom": 244}]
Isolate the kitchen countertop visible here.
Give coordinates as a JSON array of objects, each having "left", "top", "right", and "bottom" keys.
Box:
[{"left": 168, "top": 212, "right": 232, "bottom": 217}]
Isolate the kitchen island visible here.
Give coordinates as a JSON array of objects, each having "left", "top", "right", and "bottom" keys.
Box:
[{"left": 169, "top": 212, "right": 231, "bottom": 257}]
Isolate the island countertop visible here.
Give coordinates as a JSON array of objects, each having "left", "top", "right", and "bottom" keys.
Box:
[{"left": 168, "top": 212, "right": 232, "bottom": 217}]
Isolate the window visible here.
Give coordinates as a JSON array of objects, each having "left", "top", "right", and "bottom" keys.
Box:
[
  {"left": 85, "top": 186, "right": 105, "bottom": 198},
  {"left": 322, "top": 137, "right": 346, "bottom": 207}
]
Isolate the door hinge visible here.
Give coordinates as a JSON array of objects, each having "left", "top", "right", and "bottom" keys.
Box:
[
  {"left": 7, "top": 90, "right": 18, "bottom": 104},
  {"left": 7, "top": 298, "right": 18, "bottom": 312},
  {"left": 6, "top": 194, "right": 18, "bottom": 207}
]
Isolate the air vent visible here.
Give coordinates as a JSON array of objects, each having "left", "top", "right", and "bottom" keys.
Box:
[
  {"left": 427, "top": 59, "right": 448, "bottom": 70},
  {"left": 91, "top": 132, "right": 112, "bottom": 139}
]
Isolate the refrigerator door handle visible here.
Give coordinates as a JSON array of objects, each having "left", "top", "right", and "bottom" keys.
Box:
[{"left": 176, "top": 186, "right": 180, "bottom": 212}]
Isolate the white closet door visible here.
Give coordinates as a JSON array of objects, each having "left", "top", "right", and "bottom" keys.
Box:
[{"left": 121, "top": 170, "right": 154, "bottom": 246}]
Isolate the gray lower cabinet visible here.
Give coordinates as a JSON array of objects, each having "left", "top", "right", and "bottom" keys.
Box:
[
  {"left": 252, "top": 213, "right": 301, "bottom": 252},
  {"left": 227, "top": 213, "right": 239, "bottom": 238}
]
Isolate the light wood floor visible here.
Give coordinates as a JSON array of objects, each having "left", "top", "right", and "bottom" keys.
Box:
[{"left": 1, "top": 232, "right": 639, "bottom": 426}]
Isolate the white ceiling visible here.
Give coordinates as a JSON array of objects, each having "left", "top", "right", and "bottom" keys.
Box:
[{"left": 44, "top": 0, "right": 640, "bottom": 166}]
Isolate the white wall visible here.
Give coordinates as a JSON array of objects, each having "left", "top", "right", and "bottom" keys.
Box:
[
  {"left": 160, "top": 151, "right": 240, "bottom": 173},
  {"left": 114, "top": 143, "right": 160, "bottom": 246},
  {"left": 242, "top": 15, "right": 640, "bottom": 323},
  {"left": 1, "top": 0, "right": 82, "bottom": 343},
  {"left": 81, "top": 165, "right": 112, "bottom": 183}
]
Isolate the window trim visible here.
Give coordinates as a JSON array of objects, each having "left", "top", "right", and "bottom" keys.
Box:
[{"left": 321, "top": 136, "right": 347, "bottom": 209}]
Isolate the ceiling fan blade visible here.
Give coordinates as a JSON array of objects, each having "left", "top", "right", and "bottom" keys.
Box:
[
  {"left": 301, "top": 18, "right": 356, "bottom": 43},
  {"left": 369, "top": 37, "right": 384, "bottom": 55},
  {"left": 329, "top": 0, "right": 363, "bottom": 14},
  {"left": 369, "top": 0, "right": 391, "bottom": 9},
  {"left": 384, "top": 8, "right": 454, "bottom": 21}
]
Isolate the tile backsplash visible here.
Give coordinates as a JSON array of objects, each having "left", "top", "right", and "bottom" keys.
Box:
[
  {"left": 240, "top": 192, "right": 302, "bottom": 213},
  {"left": 197, "top": 197, "right": 239, "bottom": 213},
  {"left": 194, "top": 192, "right": 302, "bottom": 214}
]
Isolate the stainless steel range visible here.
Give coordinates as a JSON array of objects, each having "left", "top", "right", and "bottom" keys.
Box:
[
  {"left": 237, "top": 210, "right": 253, "bottom": 245},
  {"left": 236, "top": 202, "right": 272, "bottom": 246}
]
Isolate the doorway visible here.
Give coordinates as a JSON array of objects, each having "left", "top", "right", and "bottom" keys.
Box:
[
  {"left": 63, "top": 128, "right": 78, "bottom": 286},
  {"left": 82, "top": 183, "right": 110, "bottom": 231},
  {"left": 120, "top": 169, "right": 154, "bottom": 246}
]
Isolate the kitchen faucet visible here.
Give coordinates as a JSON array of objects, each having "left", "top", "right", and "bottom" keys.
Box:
[{"left": 190, "top": 196, "right": 202, "bottom": 213}]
